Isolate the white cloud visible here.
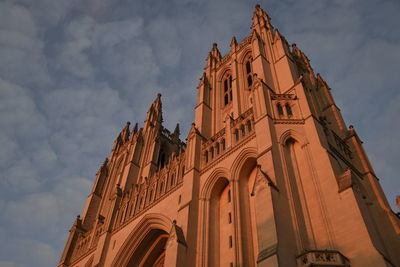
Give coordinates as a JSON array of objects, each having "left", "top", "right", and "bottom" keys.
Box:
[
  {"left": 94, "top": 18, "right": 144, "bottom": 48},
  {"left": 0, "top": 2, "right": 50, "bottom": 86},
  {"left": 10, "top": 0, "right": 75, "bottom": 26},
  {"left": 0, "top": 1, "right": 399, "bottom": 267},
  {"left": 0, "top": 236, "right": 58, "bottom": 267},
  {"left": 0, "top": 78, "right": 52, "bottom": 192},
  {"left": 56, "top": 15, "right": 146, "bottom": 80},
  {"left": 147, "top": 17, "right": 182, "bottom": 68}
]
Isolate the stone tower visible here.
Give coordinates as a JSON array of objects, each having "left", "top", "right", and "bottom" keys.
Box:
[{"left": 59, "top": 5, "right": 400, "bottom": 267}]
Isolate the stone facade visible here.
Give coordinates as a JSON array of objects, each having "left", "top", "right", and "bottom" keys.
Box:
[{"left": 59, "top": 5, "right": 400, "bottom": 267}]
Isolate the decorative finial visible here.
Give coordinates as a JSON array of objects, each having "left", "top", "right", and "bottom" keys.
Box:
[
  {"left": 230, "top": 36, "right": 237, "bottom": 48},
  {"left": 173, "top": 123, "right": 180, "bottom": 137}
]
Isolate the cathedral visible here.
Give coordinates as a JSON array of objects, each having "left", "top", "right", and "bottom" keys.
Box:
[{"left": 59, "top": 5, "right": 400, "bottom": 267}]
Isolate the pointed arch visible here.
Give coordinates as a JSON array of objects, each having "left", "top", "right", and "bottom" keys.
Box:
[
  {"left": 279, "top": 129, "right": 308, "bottom": 147},
  {"left": 238, "top": 48, "right": 253, "bottom": 65},
  {"left": 110, "top": 213, "right": 173, "bottom": 267},
  {"left": 200, "top": 167, "right": 230, "bottom": 200},
  {"left": 217, "top": 67, "right": 232, "bottom": 82},
  {"left": 230, "top": 147, "right": 258, "bottom": 182}
]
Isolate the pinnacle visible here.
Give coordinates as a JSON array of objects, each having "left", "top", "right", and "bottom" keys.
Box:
[{"left": 230, "top": 36, "right": 237, "bottom": 47}]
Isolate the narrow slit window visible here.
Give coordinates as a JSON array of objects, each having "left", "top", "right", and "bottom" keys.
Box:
[
  {"left": 229, "top": 212, "right": 232, "bottom": 224},
  {"left": 234, "top": 129, "right": 239, "bottom": 141},
  {"left": 216, "top": 143, "right": 220, "bottom": 155},
  {"left": 228, "top": 189, "right": 231, "bottom": 202},
  {"left": 247, "top": 120, "right": 252, "bottom": 132},
  {"left": 229, "top": 235, "right": 233, "bottom": 248},
  {"left": 286, "top": 104, "right": 293, "bottom": 116},
  {"left": 247, "top": 75, "right": 253, "bottom": 86},
  {"left": 241, "top": 124, "right": 245, "bottom": 137},
  {"left": 204, "top": 151, "right": 208, "bottom": 163},
  {"left": 222, "top": 139, "right": 226, "bottom": 150},
  {"left": 277, "top": 103, "right": 283, "bottom": 116},
  {"left": 246, "top": 61, "right": 251, "bottom": 74}
]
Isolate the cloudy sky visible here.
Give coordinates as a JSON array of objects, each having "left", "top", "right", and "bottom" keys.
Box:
[{"left": 0, "top": 0, "right": 399, "bottom": 266}]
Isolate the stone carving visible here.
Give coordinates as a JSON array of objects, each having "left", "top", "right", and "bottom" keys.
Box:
[{"left": 296, "top": 250, "right": 350, "bottom": 267}]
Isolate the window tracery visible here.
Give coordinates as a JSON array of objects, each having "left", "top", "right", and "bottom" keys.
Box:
[
  {"left": 245, "top": 57, "right": 253, "bottom": 88},
  {"left": 223, "top": 74, "right": 233, "bottom": 106}
]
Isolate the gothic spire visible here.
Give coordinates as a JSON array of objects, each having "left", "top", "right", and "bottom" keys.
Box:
[
  {"left": 206, "top": 43, "right": 222, "bottom": 69},
  {"left": 230, "top": 36, "right": 238, "bottom": 49},
  {"left": 252, "top": 4, "right": 272, "bottom": 31},
  {"left": 145, "top": 93, "right": 163, "bottom": 128},
  {"left": 173, "top": 123, "right": 180, "bottom": 137},
  {"left": 120, "top": 121, "right": 131, "bottom": 142},
  {"left": 132, "top": 122, "right": 138, "bottom": 134}
]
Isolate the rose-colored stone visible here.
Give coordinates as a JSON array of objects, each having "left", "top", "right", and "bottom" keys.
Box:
[{"left": 59, "top": 5, "right": 400, "bottom": 267}]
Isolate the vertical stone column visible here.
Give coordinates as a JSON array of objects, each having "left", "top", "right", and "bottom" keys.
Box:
[
  {"left": 252, "top": 168, "right": 279, "bottom": 267},
  {"left": 231, "top": 179, "right": 244, "bottom": 265},
  {"left": 164, "top": 222, "right": 188, "bottom": 267}
]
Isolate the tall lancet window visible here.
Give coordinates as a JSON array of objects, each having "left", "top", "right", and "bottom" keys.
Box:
[
  {"left": 223, "top": 74, "right": 233, "bottom": 106},
  {"left": 277, "top": 103, "right": 284, "bottom": 117},
  {"left": 245, "top": 57, "right": 253, "bottom": 88},
  {"left": 285, "top": 103, "right": 293, "bottom": 117}
]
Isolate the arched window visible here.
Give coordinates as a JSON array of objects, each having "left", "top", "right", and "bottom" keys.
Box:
[
  {"left": 223, "top": 74, "right": 233, "bottom": 106},
  {"left": 241, "top": 124, "right": 246, "bottom": 137},
  {"left": 216, "top": 143, "right": 220, "bottom": 155},
  {"left": 247, "top": 120, "right": 252, "bottom": 132},
  {"left": 285, "top": 103, "right": 293, "bottom": 116},
  {"left": 204, "top": 151, "right": 209, "bottom": 163},
  {"left": 277, "top": 103, "right": 283, "bottom": 116},
  {"left": 245, "top": 57, "right": 253, "bottom": 88},
  {"left": 210, "top": 147, "right": 214, "bottom": 159},
  {"left": 221, "top": 139, "right": 226, "bottom": 150},
  {"left": 234, "top": 129, "right": 239, "bottom": 141}
]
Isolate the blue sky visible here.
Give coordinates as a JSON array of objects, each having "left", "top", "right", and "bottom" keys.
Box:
[{"left": 0, "top": 0, "right": 399, "bottom": 266}]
